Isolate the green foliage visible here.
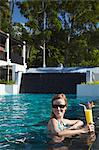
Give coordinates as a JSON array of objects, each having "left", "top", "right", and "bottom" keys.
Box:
[
  {"left": 0, "top": 0, "right": 98, "bottom": 67},
  {"left": 47, "top": 45, "right": 64, "bottom": 66},
  {"left": 15, "top": 0, "right": 99, "bottom": 67},
  {"left": 0, "top": 80, "right": 15, "bottom": 85},
  {"left": 82, "top": 81, "right": 99, "bottom": 85},
  {"left": 27, "top": 45, "right": 42, "bottom": 67},
  {"left": 0, "top": 0, "right": 11, "bottom": 32}
]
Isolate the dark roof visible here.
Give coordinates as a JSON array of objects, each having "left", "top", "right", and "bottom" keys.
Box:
[
  {"left": 0, "top": 30, "right": 8, "bottom": 38},
  {"left": 0, "top": 30, "right": 24, "bottom": 45}
]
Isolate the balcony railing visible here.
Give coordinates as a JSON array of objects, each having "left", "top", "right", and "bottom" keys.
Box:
[
  {"left": 11, "top": 52, "right": 23, "bottom": 65},
  {"left": 0, "top": 31, "right": 26, "bottom": 66},
  {"left": 0, "top": 66, "right": 12, "bottom": 81},
  {"left": 0, "top": 51, "right": 7, "bottom": 61}
]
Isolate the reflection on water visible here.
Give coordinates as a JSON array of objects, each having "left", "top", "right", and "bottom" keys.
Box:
[
  {"left": 0, "top": 94, "right": 99, "bottom": 149},
  {"left": 47, "top": 132, "right": 96, "bottom": 150}
]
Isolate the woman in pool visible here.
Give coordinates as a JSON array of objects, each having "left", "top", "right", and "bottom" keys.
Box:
[{"left": 48, "top": 93, "right": 95, "bottom": 143}]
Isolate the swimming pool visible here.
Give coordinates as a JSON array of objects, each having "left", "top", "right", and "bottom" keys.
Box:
[{"left": 0, "top": 94, "right": 99, "bottom": 150}]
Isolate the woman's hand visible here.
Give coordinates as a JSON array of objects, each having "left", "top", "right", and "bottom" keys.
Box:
[
  {"left": 88, "top": 124, "right": 95, "bottom": 132},
  {"left": 86, "top": 132, "right": 96, "bottom": 145},
  {"left": 80, "top": 126, "right": 89, "bottom": 134},
  {"left": 80, "top": 124, "right": 95, "bottom": 134}
]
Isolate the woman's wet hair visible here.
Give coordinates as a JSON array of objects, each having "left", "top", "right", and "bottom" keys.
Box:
[{"left": 52, "top": 93, "right": 67, "bottom": 107}]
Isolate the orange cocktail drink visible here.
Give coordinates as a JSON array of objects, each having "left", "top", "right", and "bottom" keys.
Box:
[{"left": 85, "top": 109, "right": 93, "bottom": 124}]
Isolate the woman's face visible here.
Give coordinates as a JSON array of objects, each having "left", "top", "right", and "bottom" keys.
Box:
[{"left": 52, "top": 98, "right": 66, "bottom": 119}]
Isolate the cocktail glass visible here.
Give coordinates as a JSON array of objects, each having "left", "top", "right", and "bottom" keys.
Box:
[{"left": 85, "top": 109, "right": 93, "bottom": 124}]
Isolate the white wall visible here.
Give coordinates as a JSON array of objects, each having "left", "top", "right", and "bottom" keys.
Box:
[
  {"left": 0, "top": 84, "right": 18, "bottom": 95},
  {"left": 77, "top": 84, "right": 99, "bottom": 97}
]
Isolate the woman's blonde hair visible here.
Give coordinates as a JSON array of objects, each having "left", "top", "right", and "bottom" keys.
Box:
[{"left": 51, "top": 93, "right": 67, "bottom": 118}]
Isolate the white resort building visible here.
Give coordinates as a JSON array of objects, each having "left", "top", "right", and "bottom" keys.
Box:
[{"left": 0, "top": 30, "right": 27, "bottom": 95}]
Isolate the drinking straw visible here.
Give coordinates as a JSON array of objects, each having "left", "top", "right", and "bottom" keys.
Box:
[
  {"left": 79, "top": 103, "right": 87, "bottom": 110},
  {"left": 88, "top": 144, "right": 92, "bottom": 150}
]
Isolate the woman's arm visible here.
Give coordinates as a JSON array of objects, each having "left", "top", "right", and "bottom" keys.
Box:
[
  {"left": 48, "top": 118, "right": 88, "bottom": 136},
  {"left": 48, "top": 118, "right": 95, "bottom": 138},
  {"left": 65, "top": 119, "right": 84, "bottom": 129},
  {"left": 57, "top": 124, "right": 95, "bottom": 137},
  {"left": 57, "top": 126, "right": 89, "bottom": 137}
]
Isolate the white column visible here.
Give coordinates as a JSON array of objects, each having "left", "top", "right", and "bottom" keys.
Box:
[
  {"left": 6, "top": 33, "right": 10, "bottom": 62},
  {"left": 23, "top": 41, "right": 26, "bottom": 66},
  {"left": 86, "top": 70, "right": 93, "bottom": 82},
  {"left": 86, "top": 71, "right": 90, "bottom": 82},
  {"left": 43, "top": 41, "right": 46, "bottom": 68},
  {"left": 42, "top": 1, "right": 46, "bottom": 68},
  {"left": 12, "top": 65, "right": 16, "bottom": 81},
  {"left": 23, "top": 41, "right": 27, "bottom": 71},
  {"left": 6, "top": 34, "right": 11, "bottom": 82}
]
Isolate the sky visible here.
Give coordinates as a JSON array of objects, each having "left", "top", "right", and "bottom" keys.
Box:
[
  {"left": 12, "top": 1, "right": 99, "bottom": 27},
  {"left": 12, "top": 1, "right": 27, "bottom": 24}
]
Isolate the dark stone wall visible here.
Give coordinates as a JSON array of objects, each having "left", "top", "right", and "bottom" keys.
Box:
[{"left": 20, "top": 73, "right": 86, "bottom": 94}]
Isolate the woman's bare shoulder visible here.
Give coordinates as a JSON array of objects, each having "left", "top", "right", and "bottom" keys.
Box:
[
  {"left": 48, "top": 118, "right": 58, "bottom": 125},
  {"left": 48, "top": 118, "right": 58, "bottom": 130}
]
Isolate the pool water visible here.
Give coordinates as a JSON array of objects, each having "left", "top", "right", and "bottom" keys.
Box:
[{"left": 0, "top": 94, "right": 99, "bottom": 150}]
